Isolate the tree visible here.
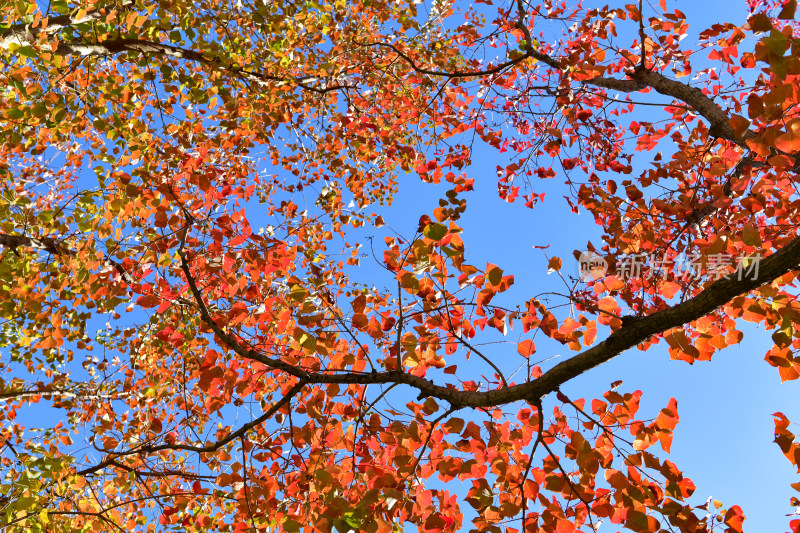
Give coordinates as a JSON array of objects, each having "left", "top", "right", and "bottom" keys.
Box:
[{"left": 1, "top": 0, "right": 799, "bottom": 530}]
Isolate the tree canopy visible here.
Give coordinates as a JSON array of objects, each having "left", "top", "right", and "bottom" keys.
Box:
[{"left": 1, "top": 0, "right": 800, "bottom": 531}]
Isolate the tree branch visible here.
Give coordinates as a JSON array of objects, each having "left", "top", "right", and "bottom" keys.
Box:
[
  {"left": 1, "top": 18, "right": 344, "bottom": 95},
  {"left": 625, "top": 67, "right": 741, "bottom": 142},
  {"left": 77, "top": 378, "right": 306, "bottom": 475},
  {"left": 179, "top": 233, "right": 800, "bottom": 409},
  {"left": 359, "top": 23, "right": 745, "bottom": 144},
  {"left": 10, "top": 228, "right": 800, "bottom": 412},
  {"left": 0, "top": 233, "right": 74, "bottom": 256},
  {"left": 0, "top": 232, "right": 131, "bottom": 281},
  {"left": 0, "top": 387, "right": 128, "bottom": 403}
]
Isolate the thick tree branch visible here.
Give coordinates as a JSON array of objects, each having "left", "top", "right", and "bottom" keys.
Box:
[
  {"left": 139, "top": 378, "right": 306, "bottom": 455},
  {"left": 0, "top": 232, "right": 131, "bottom": 281},
  {"left": 179, "top": 249, "right": 311, "bottom": 378},
  {"left": 101, "top": 460, "right": 216, "bottom": 480},
  {"left": 0, "top": 9, "right": 125, "bottom": 50},
  {"left": 180, "top": 234, "right": 800, "bottom": 409},
  {"left": 625, "top": 67, "right": 740, "bottom": 142},
  {"left": 355, "top": 39, "right": 542, "bottom": 79},
  {"left": 11, "top": 230, "right": 800, "bottom": 412},
  {"left": 0, "top": 387, "right": 127, "bottom": 402},
  {"left": 362, "top": 22, "right": 743, "bottom": 144},
  {"left": 55, "top": 39, "right": 344, "bottom": 94},
  {"left": 570, "top": 63, "right": 753, "bottom": 144},
  {"left": 0, "top": 233, "right": 74, "bottom": 256},
  {"left": 355, "top": 0, "right": 559, "bottom": 78},
  {"left": 363, "top": 36, "right": 740, "bottom": 143},
  {"left": 1, "top": 20, "right": 344, "bottom": 94}
]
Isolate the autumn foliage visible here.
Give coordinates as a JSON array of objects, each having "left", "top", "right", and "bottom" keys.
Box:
[{"left": 2, "top": 0, "right": 800, "bottom": 531}]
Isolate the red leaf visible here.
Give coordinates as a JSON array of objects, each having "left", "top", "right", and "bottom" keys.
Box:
[
  {"left": 517, "top": 339, "right": 536, "bottom": 356},
  {"left": 136, "top": 294, "right": 160, "bottom": 308},
  {"left": 724, "top": 505, "right": 745, "bottom": 532},
  {"left": 352, "top": 313, "right": 368, "bottom": 329}
]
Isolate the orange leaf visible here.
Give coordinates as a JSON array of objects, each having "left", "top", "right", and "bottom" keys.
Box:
[
  {"left": 547, "top": 256, "right": 562, "bottom": 273},
  {"left": 776, "top": 131, "right": 800, "bottom": 153},
  {"left": 352, "top": 313, "right": 368, "bottom": 329},
  {"left": 729, "top": 115, "right": 751, "bottom": 138},
  {"left": 661, "top": 281, "right": 681, "bottom": 299},
  {"left": 517, "top": 339, "right": 535, "bottom": 356},
  {"left": 724, "top": 505, "right": 745, "bottom": 532}
]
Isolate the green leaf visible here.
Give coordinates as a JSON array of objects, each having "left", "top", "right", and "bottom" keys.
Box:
[
  {"left": 765, "top": 30, "right": 789, "bottom": 56},
  {"left": 741, "top": 224, "right": 761, "bottom": 247},
  {"left": 16, "top": 45, "right": 37, "bottom": 58},
  {"left": 30, "top": 103, "right": 48, "bottom": 118},
  {"left": 342, "top": 510, "right": 362, "bottom": 528},
  {"left": 51, "top": 106, "right": 67, "bottom": 123},
  {"left": 314, "top": 468, "right": 334, "bottom": 484},
  {"left": 333, "top": 519, "right": 354, "bottom": 533},
  {"left": 772, "top": 329, "right": 791, "bottom": 348},
  {"left": 5, "top": 107, "right": 25, "bottom": 120},
  {"left": 398, "top": 271, "right": 419, "bottom": 292},
  {"left": 625, "top": 510, "right": 659, "bottom": 532},
  {"left": 51, "top": 0, "right": 69, "bottom": 14},
  {"left": 487, "top": 266, "right": 503, "bottom": 286},
  {"left": 441, "top": 245, "right": 459, "bottom": 257},
  {"left": 289, "top": 284, "right": 307, "bottom": 302},
  {"left": 283, "top": 519, "right": 301, "bottom": 533},
  {"left": 423, "top": 222, "right": 447, "bottom": 241}
]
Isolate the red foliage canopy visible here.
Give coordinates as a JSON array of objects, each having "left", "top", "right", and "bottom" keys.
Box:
[{"left": 1, "top": 0, "right": 800, "bottom": 531}]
